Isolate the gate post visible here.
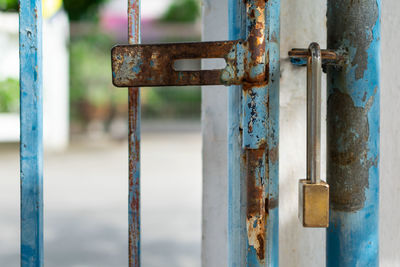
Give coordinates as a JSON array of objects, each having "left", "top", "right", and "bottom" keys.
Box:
[
  {"left": 228, "top": 0, "right": 280, "bottom": 266},
  {"left": 19, "top": 0, "right": 44, "bottom": 266},
  {"left": 326, "top": 0, "right": 380, "bottom": 266}
]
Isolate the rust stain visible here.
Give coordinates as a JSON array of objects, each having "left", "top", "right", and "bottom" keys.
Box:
[
  {"left": 128, "top": 87, "right": 140, "bottom": 267},
  {"left": 268, "top": 145, "right": 278, "bottom": 163},
  {"left": 128, "top": 1, "right": 140, "bottom": 44},
  {"left": 127, "top": 1, "right": 140, "bottom": 263},
  {"left": 112, "top": 41, "right": 243, "bottom": 87},
  {"left": 245, "top": 0, "right": 266, "bottom": 83},
  {"left": 245, "top": 149, "right": 266, "bottom": 261}
]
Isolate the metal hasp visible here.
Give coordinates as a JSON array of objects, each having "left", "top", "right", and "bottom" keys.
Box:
[
  {"left": 19, "top": 0, "right": 44, "bottom": 266},
  {"left": 228, "top": 0, "right": 279, "bottom": 266},
  {"left": 112, "top": 0, "right": 280, "bottom": 266},
  {"left": 112, "top": 41, "right": 246, "bottom": 87},
  {"left": 326, "top": 0, "right": 380, "bottom": 266}
]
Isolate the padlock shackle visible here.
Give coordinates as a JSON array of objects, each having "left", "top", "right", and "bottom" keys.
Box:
[{"left": 306, "top": 43, "right": 322, "bottom": 184}]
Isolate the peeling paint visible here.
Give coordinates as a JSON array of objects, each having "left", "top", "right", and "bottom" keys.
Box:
[
  {"left": 246, "top": 215, "right": 265, "bottom": 260},
  {"left": 327, "top": 89, "right": 376, "bottom": 211},
  {"left": 327, "top": 0, "right": 379, "bottom": 80},
  {"left": 326, "top": 0, "right": 380, "bottom": 265},
  {"left": 245, "top": 149, "right": 266, "bottom": 262}
]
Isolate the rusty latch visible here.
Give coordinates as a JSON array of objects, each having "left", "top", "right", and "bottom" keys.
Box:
[{"left": 112, "top": 40, "right": 249, "bottom": 87}]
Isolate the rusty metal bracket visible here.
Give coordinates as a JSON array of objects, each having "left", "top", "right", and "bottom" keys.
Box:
[
  {"left": 112, "top": 40, "right": 249, "bottom": 87},
  {"left": 288, "top": 48, "right": 343, "bottom": 67}
]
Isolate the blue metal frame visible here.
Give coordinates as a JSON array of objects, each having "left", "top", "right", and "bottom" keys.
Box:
[
  {"left": 228, "top": 0, "right": 280, "bottom": 266},
  {"left": 326, "top": 0, "right": 380, "bottom": 266},
  {"left": 19, "top": 0, "right": 44, "bottom": 266}
]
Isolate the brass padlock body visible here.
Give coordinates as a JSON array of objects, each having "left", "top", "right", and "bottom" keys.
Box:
[{"left": 298, "top": 179, "right": 329, "bottom": 228}]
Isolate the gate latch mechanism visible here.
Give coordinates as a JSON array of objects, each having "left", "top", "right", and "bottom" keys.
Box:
[{"left": 294, "top": 43, "right": 334, "bottom": 228}]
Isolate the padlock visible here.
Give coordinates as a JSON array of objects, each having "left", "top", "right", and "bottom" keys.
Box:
[{"left": 298, "top": 43, "right": 329, "bottom": 228}]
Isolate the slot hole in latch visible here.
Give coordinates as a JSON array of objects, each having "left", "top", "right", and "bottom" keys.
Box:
[{"left": 173, "top": 58, "right": 227, "bottom": 71}]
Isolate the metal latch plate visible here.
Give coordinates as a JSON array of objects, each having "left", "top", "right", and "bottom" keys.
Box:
[{"left": 112, "top": 40, "right": 246, "bottom": 87}]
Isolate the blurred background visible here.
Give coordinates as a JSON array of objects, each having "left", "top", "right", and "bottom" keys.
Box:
[
  {"left": 2, "top": 0, "right": 400, "bottom": 266},
  {"left": 0, "top": 0, "right": 202, "bottom": 266}
]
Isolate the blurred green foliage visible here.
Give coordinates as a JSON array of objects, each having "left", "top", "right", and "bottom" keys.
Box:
[
  {"left": 0, "top": 0, "right": 18, "bottom": 11},
  {"left": 161, "top": 0, "right": 200, "bottom": 23},
  {"left": 64, "top": 0, "right": 107, "bottom": 21},
  {"left": 0, "top": 78, "right": 19, "bottom": 113},
  {"left": 143, "top": 87, "right": 201, "bottom": 118},
  {"left": 69, "top": 31, "right": 122, "bottom": 121},
  {"left": 0, "top": 0, "right": 106, "bottom": 21}
]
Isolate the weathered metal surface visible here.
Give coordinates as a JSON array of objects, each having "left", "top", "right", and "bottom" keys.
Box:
[
  {"left": 245, "top": 149, "right": 267, "bottom": 261},
  {"left": 19, "top": 0, "right": 44, "bottom": 266},
  {"left": 128, "top": 0, "right": 141, "bottom": 266},
  {"left": 326, "top": 0, "right": 380, "bottom": 266},
  {"left": 228, "top": 0, "right": 280, "bottom": 266},
  {"left": 228, "top": 0, "right": 247, "bottom": 265},
  {"left": 112, "top": 40, "right": 245, "bottom": 87},
  {"left": 264, "top": 0, "right": 280, "bottom": 262},
  {"left": 289, "top": 48, "right": 340, "bottom": 66},
  {"left": 241, "top": 0, "right": 267, "bottom": 150}
]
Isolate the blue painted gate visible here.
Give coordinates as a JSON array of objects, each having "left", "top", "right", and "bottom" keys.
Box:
[{"left": 18, "top": 0, "right": 380, "bottom": 266}]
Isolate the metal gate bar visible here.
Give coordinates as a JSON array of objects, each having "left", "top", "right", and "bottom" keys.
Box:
[
  {"left": 19, "top": 0, "right": 44, "bottom": 266},
  {"left": 228, "top": 0, "right": 280, "bottom": 266},
  {"left": 128, "top": 0, "right": 141, "bottom": 266},
  {"left": 326, "top": 0, "right": 380, "bottom": 266}
]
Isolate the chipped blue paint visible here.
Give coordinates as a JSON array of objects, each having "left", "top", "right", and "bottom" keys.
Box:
[
  {"left": 265, "top": 0, "right": 280, "bottom": 264},
  {"left": 242, "top": 85, "right": 268, "bottom": 149},
  {"left": 19, "top": 0, "right": 44, "bottom": 266},
  {"left": 326, "top": 0, "right": 380, "bottom": 266},
  {"left": 228, "top": 0, "right": 279, "bottom": 266},
  {"left": 228, "top": 0, "right": 247, "bottom": 265},
  {"left": 221, "top": 42, "right": 246, "bottom": 84}
]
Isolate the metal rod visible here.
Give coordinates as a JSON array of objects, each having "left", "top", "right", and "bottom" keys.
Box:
[
  {"left": 326, "top": 0, "right": 380, "bottom": 266},
  {"left": 19, "top": 0, "right": 44, "bottom": 266},
  {"left": 307, "top": 43, "right": 322, "bottom": 184},
  {"left": 228, "top": 0, "right": 246, "bottom": 265},
  {"left": 265, "top": 0, "right": 280, "bottom": 263},
  {"left": 228, "top": 0, "right": 279, "bottom": 265},
  {"left": 128, "top": 0, "right": 141, "bottom": 266}
]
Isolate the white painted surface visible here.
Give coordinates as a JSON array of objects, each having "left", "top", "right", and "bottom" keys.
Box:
[
  {"left": 380, "top": 1, "right": 400, "bottom": 266},
  {"left": 0, "top": 11, "right": 70, "bottom": 150},
  {"left": 42, "top": 11, "right": 70, "bottom": 150},
  {"left": 202, "top": 0, "right": 400, "bottom": 266},
  {"left": 201, "top": 0, "right": 228, "bottom": 266}
]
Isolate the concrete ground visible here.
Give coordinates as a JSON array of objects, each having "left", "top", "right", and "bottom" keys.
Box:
[{"left": 0, "top": 121, "right": 202, "bottom": 267}]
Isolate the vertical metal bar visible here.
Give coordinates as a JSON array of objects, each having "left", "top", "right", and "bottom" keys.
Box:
[
  {"left": 19, "top": 0, "right": 44, "bottom": 266},
  {"left": 326, "top": 0, "right": 380, "bottom": 266},
  {"left": 228, "top": 0, "right": 246, "bottom": 265},
  {"left": 128, "top": 0, "right": 141, "bottom": 266},
  {"left": 228, "top": 0, "right": 279, "bottom": 265},
  {"left": 307, "top": 43, "right": 322, "bottom": 184},
  {"left": 265, "top": 0, "right": 280, "bottom": 264}
]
